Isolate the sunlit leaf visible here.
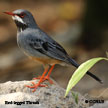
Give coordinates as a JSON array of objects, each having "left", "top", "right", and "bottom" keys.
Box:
[{"left": 65, "top": 57, "right": 108, "bottom": 97}]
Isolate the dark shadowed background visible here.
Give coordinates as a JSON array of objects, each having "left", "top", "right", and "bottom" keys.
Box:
[{"left": 0, "top": 0, "right": 108, "bottom": 100}]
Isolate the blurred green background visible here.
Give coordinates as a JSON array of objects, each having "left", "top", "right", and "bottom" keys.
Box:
[{"left": 0, "top": 0, "right": 108, "bottom": 100}]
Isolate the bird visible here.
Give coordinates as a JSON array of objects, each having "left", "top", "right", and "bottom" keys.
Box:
[{"left": 4, "top": 9, "right": 102, "bottom": 92}]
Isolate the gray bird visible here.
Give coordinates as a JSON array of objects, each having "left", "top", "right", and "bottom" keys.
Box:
[{"left": 4, "top": 9, "right": 102, "bottom": 92}]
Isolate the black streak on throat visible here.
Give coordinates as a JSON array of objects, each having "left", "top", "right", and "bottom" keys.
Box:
[{"left": 14, "top": 20, "right": 28, "bottom": 32}]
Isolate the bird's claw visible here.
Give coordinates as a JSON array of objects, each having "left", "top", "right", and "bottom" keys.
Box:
[
  {"left": 25, "top": 81, "right": 48, "bottom": 92},
  {"left": 33, "top": 75, "right": 54, "bottom": 84}
]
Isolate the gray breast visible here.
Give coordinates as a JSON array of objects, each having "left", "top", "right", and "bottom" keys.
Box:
[{"left": 17, "top": 32, "right": 46, "bottom": 58}]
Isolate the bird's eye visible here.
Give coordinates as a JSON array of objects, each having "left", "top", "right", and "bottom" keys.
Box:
[{"left": 18, "top": 13, "right": 26, "bottom": 18}]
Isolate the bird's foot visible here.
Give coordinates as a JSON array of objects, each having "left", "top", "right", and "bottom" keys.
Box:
[
  {"left": 25, "top": 81, "right": 48, "bottom": 92},
  {"left": 33, "top": 75, "right": 54, "bottom": 84}
]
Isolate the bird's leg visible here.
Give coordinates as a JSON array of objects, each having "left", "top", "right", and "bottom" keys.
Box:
[
  {"left": 43, "top": 64, "right": 55, "bottom": 84},
  {"left": 33, "top": 64, "right": 55, "bottom": 84},
  {"left": 26, "top": 66, "right": 49, "bottom": 92}
]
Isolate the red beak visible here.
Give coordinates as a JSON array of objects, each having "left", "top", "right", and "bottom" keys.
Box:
[{"left": 4, "top": 12, "right": 15, "bottom": 16}]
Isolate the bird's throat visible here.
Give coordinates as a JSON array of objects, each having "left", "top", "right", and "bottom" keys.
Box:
[{"left": 14, "top": 20, "right": 28, "bottom": 32}]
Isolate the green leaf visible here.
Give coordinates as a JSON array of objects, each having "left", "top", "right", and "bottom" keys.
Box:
[
  {"left": 72, "top": 91, "right": 78, "bottom": 104},
  {"left": 65, "top": 57, "right": 108, "bottom": 97}
]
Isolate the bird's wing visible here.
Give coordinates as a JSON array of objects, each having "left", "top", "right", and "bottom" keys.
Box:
[{"left": 27, "top": 36, "right": 69, "bottom": 62}]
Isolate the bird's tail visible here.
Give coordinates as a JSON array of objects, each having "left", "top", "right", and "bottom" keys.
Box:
[{"left": 67, "top": 57, "right": 103, "bottom": 84}]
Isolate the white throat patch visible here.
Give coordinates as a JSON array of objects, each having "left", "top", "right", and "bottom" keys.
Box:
[{"left": 12, "top": 15, "right": 25, "bottom": 24}]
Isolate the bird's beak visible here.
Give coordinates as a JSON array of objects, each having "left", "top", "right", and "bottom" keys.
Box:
[{"left": 4, "top": 12, "right": 15, "bottom": 16}]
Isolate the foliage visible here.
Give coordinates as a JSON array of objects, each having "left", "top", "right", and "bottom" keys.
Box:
[{"left": 65, "top": 57, "right": 108, "bottom": 97}]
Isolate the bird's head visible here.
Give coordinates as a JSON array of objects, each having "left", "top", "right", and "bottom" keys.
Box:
[{"left": 4, "top": 9, "right": 37, "bottom": 31}]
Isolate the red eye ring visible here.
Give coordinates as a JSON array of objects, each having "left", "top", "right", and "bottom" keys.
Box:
[{"left": 18, "top": 12, "right": 26, "bottom": 18}]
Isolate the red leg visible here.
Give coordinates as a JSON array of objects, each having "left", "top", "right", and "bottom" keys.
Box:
[
  {"left": 44, "top": 64, "right": 55, "bottom": 84},
  {"left": 33, "top": 64, "right": 55, "bottom": 84},
  {"left": 26, "top": 66, "right": 49, "bottom": 92}
]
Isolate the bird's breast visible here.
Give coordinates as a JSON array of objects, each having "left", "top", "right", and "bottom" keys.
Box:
[{"left": 17, "top": 33, "right": 47, "bottom": 58}]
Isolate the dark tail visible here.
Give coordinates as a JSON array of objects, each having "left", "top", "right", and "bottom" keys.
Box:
[{"left": 67, "top": 57, "right": 103, "bottom": 84}]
